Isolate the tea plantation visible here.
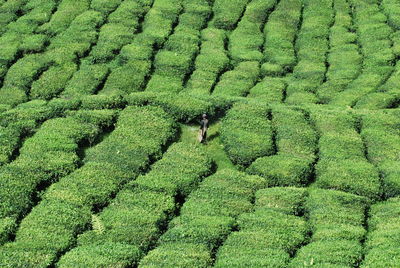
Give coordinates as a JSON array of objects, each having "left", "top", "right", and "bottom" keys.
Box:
[{"left": 0, "top": 0, "right": 400, "bottom": 267}]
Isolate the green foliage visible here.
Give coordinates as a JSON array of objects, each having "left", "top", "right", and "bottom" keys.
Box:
[
  {"left": 289, "top": 189, "right": 369, "bottom": 266},
  {"left": 214, "top": 187, "right": 307, "bottom": 267},
  {"left": 221, "top": 101, "right": 274, "bottom": 166},
  {"left": 30, "top": 63, "right": 77, "bottom": 100},
  {"left": 263, "top": 0, "right": 302, "bottom": 72},
  {"left": 362, "top": 197, "right": 400, "bottom": 267},
  {"left": 58, "top": 243, "right": 142, "bottom": 268},
  {"left": 139, "top": 243, "right": 211, "bottom": 268},
  {"left": 212, "top": 0, "right": 249, "bottom": 30},
  {"left": 213, "top": 61, "right": 260, "bottom": 97}
]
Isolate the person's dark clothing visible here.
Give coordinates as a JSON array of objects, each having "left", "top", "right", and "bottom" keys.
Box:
[{"left": 199, "top": 119, "right": 209, "bottom": 143}]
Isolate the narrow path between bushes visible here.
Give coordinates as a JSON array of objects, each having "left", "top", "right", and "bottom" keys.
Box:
[{"left": 179, "top": 121, "right": 236, "bottom": 171}]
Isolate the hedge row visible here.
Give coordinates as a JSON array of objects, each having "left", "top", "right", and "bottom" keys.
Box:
[
  {"left": 311, "top": 110, "right": 382, "bottom": 200},
  {"left": 361, "top": 112, "right": 400, "bottom": 198},
  {"left": 0, "top": 4, "right": 104, "bottom": 106},
  {"left": 331, "top": 0, "right": 394, "bottom": 107},
  {"left": 0, "top": 100, "right": 66, "bottom": 166},
  {"left": 183, "top": 27, "right": 229, "bottom": 95},
  {"left": 285, "top": 0, "right": 333, "bottom": 105},
  {"left": 94, "top": 0, "right": 183, "bottom": 96},
  {"left": 57, "top": 142, "right": 211, "bottom": 267},
  {"left": 0, "top": 0, "right": 58, "bottom": 81},
  {"left": 126, "top": 92, "right": 214, "bottom": 122},
  {"left": 248, "top": 106, "right": 317, "bottom": 187},
  {"left": 89, "top": 0, "right": 153, "bottom": 64},
  {"left": 0, "top": 106, "right": 176, "bottom": 267},
  {"left": 317, "top": 0, "right": 362, "bottom": 103},
  {"left": 0, "top": 0, "right": 28, "bottom": 35},
  {"left": 37, "top": 0, "right": 91, "bottom": 36},
  {"left": 0, "top": 111, "right": 115, "bottom": 246},
  {"left": 214, "top": 187, "right": 308, "bottom": 267},
  {"left": 262, "top": 0, "right": 302, "bottom": 76},
  {"left": 247, "top": 77, "right": 286, "bottom": 102},
  {"left": 361, "top": 197, "right": 400, "bottom": 267},
  {"left": 139, "top": 169, "right": 266, "bottom": 267},
  {"left": 212, "top": 0, "right": 249, "bottom": 30},
  {"left": 382, "top": 0, "right": 400, "bottom": 59},
  {"left": 31, "top": 0, "right": 143, "bottom": 100},
  {"left": 145, "top": 0, "right": 211, "bottom": 93},
  {"left": 220, "top": 101, "right": 274, "bottom": 166},
  {"left": 289, "top": 189, "right": 369, "bottom": 267},
  {"left": 354, "top": 61, "right": 400, "bottom": 109},
  {"left": 212, "top": 61, "right": 260, "bottom": 97},
  {"left": 228, "top": 0, "right": 276, "bottom": 64}
]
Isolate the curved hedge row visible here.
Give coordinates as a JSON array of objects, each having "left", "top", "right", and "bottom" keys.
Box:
[
  {"left": 220, "top": 101, "right": 274, "bottom": 166},
  {"left": 0, "top": 110, "right": 116, "bottom": 246},
  {"left": 0, "top": 106, "right": 176, "bottom": 267},
  {"left": 289, "top": 189, "right": 369, "bottom": 267},
  {"left": 57, "top": 142, "right": 211, "bottom": 267},
  {"left": 214, "top": 187, "right": 308, "bottom": 267},
  {"left": 248, "top": 106, "right": 317, "bottom": 187},
  {"left": 311, "top": 109, "right": 381, "bottom": 200},
  {"left": 139, "top": 169, "right": 266, "bottom": 267},
  {"left": 361, "top": 197, "right": 400, "bottom": 267}
]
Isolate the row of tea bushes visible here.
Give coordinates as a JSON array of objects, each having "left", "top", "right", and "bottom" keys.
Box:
[
  {"left": 262, "top": 0, "right": 302, "bottom": 76},
  {"left": 285, "top": 0, "right": 333, "bottom": 105},
  {"left": 57, "top": 142, "right": 211, "bottom": 267},
  {"left": 289, "top": 189, "right": 369, "bottom": 266},
  {"left": 0, "top": 106, "right": 176, "bottom": 267},
  {"left": 228, "top": 0, "right": 276, "bottom": 64},
  {"left": 0, "top": 0, "right": 28, "bottom": 35},
  {"left": 145, "top": 0, "right": 212, "bottom": 93},
  {"left": 361, "top": 197, "right": 400, "bottom": 267},
  {"left": 183, "top": 28, "right": 229, "bottom": 95},
  {"left": 331, "top": 0, "right": 394, "bottom": 106},
  {"left": 0, "top": 110, "right": 117, "bottom": 245},
  {"left": 311, "top": 109, "right": 382, "bottom": 200},
  {"left": 247, "top": 77, "right": 286, "bottom": 103},
  {"left": 0, "top": 0, "right": 105, "bottom": 106},
  {"left": 317, "top": 0, "right": 362, "bottom": 103},
  {"left": 212, "top": 0, "right": 249, "bottom": 30},
  {"left": 92, "top": 0, "right": 183, "bottom": 96},
  {"left": 248, "top": 106, "right": 317, "bottom": 187},
  {"left": 361, "top": 112, "right": 400, "bottom": 198},
  {"left": 220, "top": 101, "right": 274, "bottom": 166},
  {"left": 138, "top": 169, "right": 267, "bottom": 267},
  {"left": 214, "top": 187, "right": 308, "bottom": 267}
]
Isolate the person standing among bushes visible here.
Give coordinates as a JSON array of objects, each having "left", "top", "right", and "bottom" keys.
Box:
[{"left": 199, "top": 114, "right": 209, "bottom": 143}]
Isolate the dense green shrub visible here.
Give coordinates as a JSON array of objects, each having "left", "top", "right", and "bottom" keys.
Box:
[
  {"left": 228, "top": 0, "right": 276, "bottom": 64},
  {"left": 316, "top": 0, "right": 362, "bottom": 103},
  {"left": 212, "top": 61, "right": 260, "bottom": 97},
  {"left": 289, "top": 189, "right": 369, "bottom": 267},
  {"left": 263, "top": 0, "right": 302, "bottom": 73},
  {"left": 56, "top": 142, "right": 210, "bottom": 267},
  {"left": 0, "top": 107, "right": 176, "bottom": 266},
  {"left": 310, "top": 110, "right": 381, "bottom": 199},
  {"left": 214, "top": 187, "right": 307, "bottom": 267},
  {"left": 126, "top": 92, "right": 215, "bottom": 122},
  {"left": 140, "top": 169, "right": 265, "bottom": 266},
  {"left": 37, "top": 0, "right": 90, "bottom": 35},
  {"left": 139, "top": 243, "right": 211, "bottom": 268},
  {"left": 221, "top": 101, "right": 274, "bottom": 166},
  {"left": 330, "top": 1, "right": 394, "bottom": 107},
  {"left": 0, "top": 112, "right": 111, "bottom": 247},
  {"left": 30, "top": 63, "right": 77, "bottom": 100},
  {"left": 285, "top": 0, "right": 333, "bottom": 104},
  {"left": 212, "top": 0, "right": 249, "bottom": 30},
  {"left": 183, "top": 28, "right": 229, "bottom": 95},
  {"left": 361, "top": 197, "right": 400, "bottom": 267},
  {"left": 248, "top": 106, "right": 317, "bottom": 186}
]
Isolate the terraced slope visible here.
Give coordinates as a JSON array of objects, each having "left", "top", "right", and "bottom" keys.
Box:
[{"left": 1, "top": 0, "right": 400, "bottom": 267}]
